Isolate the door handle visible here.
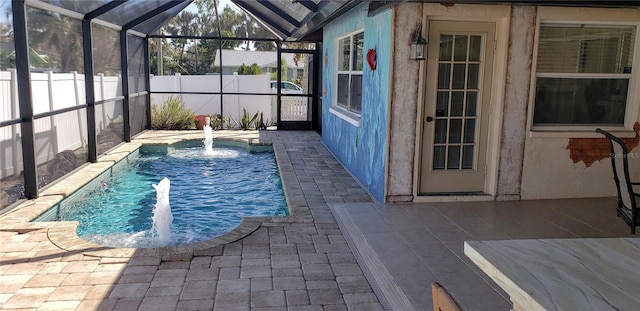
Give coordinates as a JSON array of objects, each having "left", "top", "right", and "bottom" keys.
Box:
[{"left": 425, "top": 116, "right": 434, "bottom": 122}]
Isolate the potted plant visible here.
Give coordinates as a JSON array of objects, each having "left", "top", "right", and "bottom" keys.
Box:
[{"left": 194, "top": 115, "right": 211, "bottom": 130}]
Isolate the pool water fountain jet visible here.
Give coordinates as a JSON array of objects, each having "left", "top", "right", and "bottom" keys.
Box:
[
  {"left": 203, "top": 125, "right": 214, "bottom": 155},
  {"left": 150, "top": 177, "right": 173, "bottom": 244}
]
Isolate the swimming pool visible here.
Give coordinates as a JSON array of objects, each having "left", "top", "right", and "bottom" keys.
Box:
[{"left": 33, "top": 140, "right": 288, "bottom": 248}]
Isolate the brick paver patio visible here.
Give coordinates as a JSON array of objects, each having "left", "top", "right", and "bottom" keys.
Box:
[{"left": 0, "top": 130, "right": 384, "bottom": 311}]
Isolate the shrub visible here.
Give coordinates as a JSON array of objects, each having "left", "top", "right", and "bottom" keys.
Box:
[
  {"left": 257, "top": 112, "right": 266, "bottom": 130},
  {"left": 240, "top": 108, "right": 260, "bottom": 130},
  {"left": 237, "top": 63, "right": 263, "bottom": 75},
  {"left": 151, "top": 96, "right": 195, "bottom": 130},
  {"left": 226, "top": 116, "right": 237, "bottom": 129},
  {"left": 209, "top": 114, "right": 224, "bottom": 130}
]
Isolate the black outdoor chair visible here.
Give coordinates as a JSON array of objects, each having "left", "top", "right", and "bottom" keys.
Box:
[{"left": 596, "top": 128, "right": 640, "bottom": 234}]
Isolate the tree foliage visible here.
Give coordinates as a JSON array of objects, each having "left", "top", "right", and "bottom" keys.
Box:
[
  {"left": 0, "top": 0, "right": 301, "bottom": 74},
  {"left": 0, "top": 5, "right": 120, "bottom": 73},
  {"left": 151, "top": 0, "right": 281, "bottom": 75},
  {"left": 237, "top": 63, "right": 262, "bottom": 75},
  {"left": 22, "top": 8, "right": 83, "bottom": 72},
  {"left": 270, "top": 58, "right": 288, "bottom": 81}
]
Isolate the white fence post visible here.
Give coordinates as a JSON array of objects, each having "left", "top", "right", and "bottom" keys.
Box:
[
  {"left": 47, "top": 71, "right": 59, "bottom": 154},
  {"left": 72, "top": 71, "right": 86, "bottom": 148},
  {"left": 233, "top": 72, "right": 240, "bottom": 117},
  {"left": 175, "top": 73, "right": 182, "bottom": 103},
  {"left": 98, "top": 73, "right": 106, "bottom": 131},
  {"left": 9, "top": 69, "right": 20, "bottom": 177}
]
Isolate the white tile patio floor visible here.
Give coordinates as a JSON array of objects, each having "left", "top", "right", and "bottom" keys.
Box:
[{"left": 0, "top": 130, "right": 635, "bottom": 310}]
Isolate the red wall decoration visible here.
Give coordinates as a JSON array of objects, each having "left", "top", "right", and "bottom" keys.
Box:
[{"left": 366, "top": 49, "right": 377, "bottom": 70}]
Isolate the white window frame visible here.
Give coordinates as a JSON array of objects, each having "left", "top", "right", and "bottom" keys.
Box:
[
  {"left": 529, "top": 7, "right": 640, "bottom": 133},
  {"left": 330, "top": 29, "right": 364, "bottom": 127}
]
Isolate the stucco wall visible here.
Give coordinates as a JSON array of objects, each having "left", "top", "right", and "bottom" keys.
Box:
[
  {"left": 322, "top": 3, "right": 639, "bottom": 202},
  {"left": 387, "top": 3, "right": 423, "bottom": 202},
  {"left": 495, "top": 6, "right": 536, "bottom": 200},
  {"left": 521, "top": 136, "right": 640, "bottom": 200},
  {"left": 520, "top": 6, "right": 640, "bottom": 200},
  {"left": 321, "top": 4, "right": 392, "bottom": 202}
]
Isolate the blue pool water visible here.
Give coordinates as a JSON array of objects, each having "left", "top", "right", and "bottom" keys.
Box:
[{"left": 39, "top": 142, "right": 288, "bottom": 248}]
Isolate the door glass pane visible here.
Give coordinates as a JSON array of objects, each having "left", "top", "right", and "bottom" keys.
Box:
[
  {"left": 438, "top": 63, "right": 451, "bottom": 89},
  {"left": 434, "top": 119, "right": 447, "bottom": 144},
  {"left": 430, "top": 27, "right": 489, "bottom": 175},
  {"left": 433, "top": 146, "right": 446, "bottom": 169},
  {"left": 462, "top": 145, "right": 474, "bottom": 169},
  {"left": 467, "top": 64, "right": 479, "bottom": 89},
  {"left": 469, "top": 36, "right": 482, "bottom": 61},
  {"left": 440, "top": 35, "right": 453, "bottom": 61},
  {"left": 466, "top": 92, "right": 478, "bottom": 116},
  {"left": 454, "top": 35, "right": 468, "bottom": 61},
  {"left": 447, "top": 146, "right": 461, "bottom": 169},
  {"left": 450, "top": 92, "right": 464, "bottom": 116},
  {"left": 449, "top": 119, "right": 462, "bottom": 143},
  {"left": 452, "top": 64, "right": 466, "bottom": 89},
  {"left": 464, "top": 119, "right": 476, "bottom": 143},
  {"left": 436, "top": 92, "right": 449, "bottom": 117}
]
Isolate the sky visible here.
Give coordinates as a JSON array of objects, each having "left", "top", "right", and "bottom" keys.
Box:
[{"left": 0, "top": 0, "right": 9, "bottom": 25}]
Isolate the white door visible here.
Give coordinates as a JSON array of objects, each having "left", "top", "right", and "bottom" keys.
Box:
[{"left": 419, "top": 21, "right": 495, "bottom": 194}]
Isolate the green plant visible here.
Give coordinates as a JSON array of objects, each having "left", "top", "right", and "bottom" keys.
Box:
[
  {"left": 209, "top": 113, "right": 224, "bottom": 130},
  {"left": 240, "top": 108, "right": 260, "bottom": 130},
  {"left": 225, "top": 116, "right": 237, "bottom": 129},
  {"left": 237, "top": 63, "right": 263, "bottom": 75},
  {"left": 151, "top": 96, "right": 195, "bottom": 130},
  {"left": 256, "top": 112, "right": 266, "bottom": 130}
]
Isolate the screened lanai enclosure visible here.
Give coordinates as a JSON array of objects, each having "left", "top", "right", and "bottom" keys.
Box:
[{"left": 0, "top": 0, "right": 347, "bottom": 211}]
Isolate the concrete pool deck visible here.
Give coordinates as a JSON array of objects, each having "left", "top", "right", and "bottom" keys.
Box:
[{"left": 2, "top": 130, "right": 633, "bottom": 310}]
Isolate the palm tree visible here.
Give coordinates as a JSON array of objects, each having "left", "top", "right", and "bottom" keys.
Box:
[{"left": 166, "top": 11, "right": 199, "bottom": 73}]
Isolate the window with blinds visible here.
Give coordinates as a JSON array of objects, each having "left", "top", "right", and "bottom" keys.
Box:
[
  {"left": 533, "top": 24, "right": 635, "bottom": 127},
  {"left": 335, "top": 31, "right": 364, "bottom": 115}
]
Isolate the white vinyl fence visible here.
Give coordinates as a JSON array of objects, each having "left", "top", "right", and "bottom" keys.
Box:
[
  {"left": 279, "top": 96, "right": 310, "bottom": 121},
  {"left": 150, "top": 73, "right": 274, "bottom": 123},
  {"left": 1, "top": 71, "right": 310, "bottom": 178},
  {"left": 150, "top": 73, "right": 309, "bottom": 124},
  {"left": 0, "top": 70, "right": 121, "bottom": 178}
]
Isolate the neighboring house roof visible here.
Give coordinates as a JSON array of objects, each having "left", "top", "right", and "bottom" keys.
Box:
[
  {"left": 0, "top": 42, "right": 51, "bottom": 69},
  {"left": 0, "top": 42, "right": 14, "bottom": 53},
  {"left": 214, "top": 49, "right": 304, "bottom": 69}
]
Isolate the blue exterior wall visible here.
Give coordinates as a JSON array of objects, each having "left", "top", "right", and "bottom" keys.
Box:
[{"left": 321, "top": 4, "right": 392, "bottom": 202}]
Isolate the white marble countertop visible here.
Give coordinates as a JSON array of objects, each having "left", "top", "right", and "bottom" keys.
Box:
[{"left": 464, "top": 238, "right": 640, "bottom": 311}]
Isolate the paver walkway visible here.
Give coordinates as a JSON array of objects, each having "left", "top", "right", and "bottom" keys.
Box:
[
  {"left": 0, "top": 130, "right": 384, "bottom": 311},
  {"left": 3, "top": 130, "right": 635, "bottom": 311}
]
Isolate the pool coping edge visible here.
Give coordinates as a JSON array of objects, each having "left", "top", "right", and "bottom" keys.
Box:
[{"left": 0, "top": 130, "right": 301, "bottom": 258}]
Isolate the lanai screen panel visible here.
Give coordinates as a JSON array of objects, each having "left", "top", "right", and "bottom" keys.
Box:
[
  {"left": 39, "top": 0, "right": 110, "bottom": 14},
  {"left": 232, "top": 0, "right": 326, "bottom": 39},
  {"left": 128, "top": 34, "right": 147, "bottom": 136}
]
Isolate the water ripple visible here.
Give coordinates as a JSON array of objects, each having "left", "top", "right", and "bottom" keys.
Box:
[{"left": 57, "top": 146, "right": 287, "bottom": 248}]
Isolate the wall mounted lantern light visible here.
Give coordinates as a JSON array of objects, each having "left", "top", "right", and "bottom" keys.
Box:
[{"left": 410, "top": 26, "right": 427, "bottom": 61}]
